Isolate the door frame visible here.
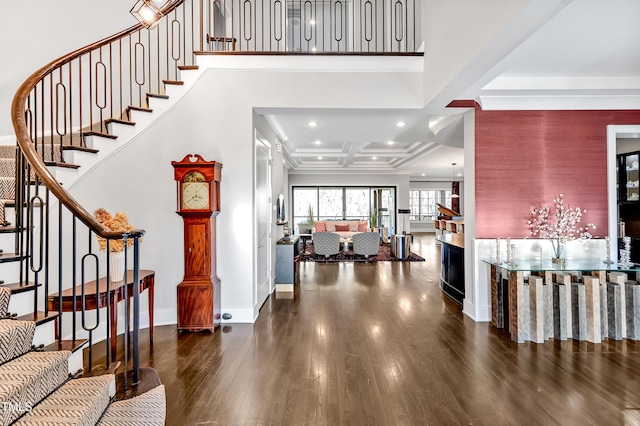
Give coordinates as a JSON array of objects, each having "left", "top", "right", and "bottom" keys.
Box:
[
  {"left": 607, "top": 125, "right": 640, "bottom": 260},
  {"left": 254, "top": 130, "right": 273, "bottom": 318}
]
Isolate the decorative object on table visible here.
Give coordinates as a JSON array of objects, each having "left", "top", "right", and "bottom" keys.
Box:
[
  {"left": 619, "top": 236, "right": 633, "bottom": 268},
  {"left": 527, "top": 194, "right": 596, "bottom": 264},
  {"left": 604, "top": 236, "right": 613, "bottom": 265},
  {"left": 508, "top": 243, "right": 517, "bottom": 267},
  {"left": 172, "top": 154, "right": 222, "bottom": 332},
  {"left": 94, "top": 208, "right": 138, "bottom": 282}
]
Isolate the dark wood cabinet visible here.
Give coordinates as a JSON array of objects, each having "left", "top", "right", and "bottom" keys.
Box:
[{"left": 618, "top": 151, "right": 640, "bottom": 263}]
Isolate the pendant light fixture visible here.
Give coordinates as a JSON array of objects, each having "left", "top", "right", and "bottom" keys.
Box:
[
  {"left": 130, "top": 0, "right": 172, "bottom": 29},
  {"left": 451, "top": 162, "right": 460, "bottom": 199}
]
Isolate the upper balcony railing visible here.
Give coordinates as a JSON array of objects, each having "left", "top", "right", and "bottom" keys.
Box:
[{"left": 207, "top": 0, "right": 419, "bottom": 53}]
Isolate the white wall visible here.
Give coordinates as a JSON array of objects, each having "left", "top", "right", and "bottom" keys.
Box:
[
  {"left": 0, "top": 0, "right": 137, "bottom": 137},
  {"left": 421, "top": 0, "right": 574, "bottom": 109},
  {"left": 66, "top": 64, "right": 422, "bottom": 324}
]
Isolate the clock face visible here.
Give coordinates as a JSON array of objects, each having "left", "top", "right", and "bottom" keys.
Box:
[{"left": 182, "top": 182, "right": 210, "bottom": 210}]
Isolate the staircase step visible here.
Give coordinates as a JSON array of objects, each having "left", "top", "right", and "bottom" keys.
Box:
[
  {"left": 163, "top": 79, "right": 184, "bottom": 86},
  {"left": 14, "top": 374, "right": 114, "bottom": 425},
  {"left": 126, "top": 106, "right": 153, "bottom": 114},
  {"left": 146, "top": 93, "right": 169, "bottom": 100},
  {"left": 15, "top": 311, "right": 58, "bottom": 326},
  {"left": 62, "top": 145, "right": 99, "bottom": 154},
  {"left": 0, "top": 287, "right": 9, "bottom": 317},
  {"left": 0, "top": 350, "right": 70, "bottom": 425},
  {"left": 44, "top": 161, "right": 80, "bottom": 169},
  {"left": 2, "top": 281, "right": 40, "bottom": 295},
  {"left": 0, "top": 319, "right": 36, "bottom": 364},
  {"left": 84, "top": 131, "right": 118, "bottom": 140},
  {"left": 105, "top": 118, "right": 135, "bottom": 127},
  {"left": 43, "top": 339, "right": 88, "bottom": 354},
  {"left": 178, "top": 65, "right": 199, "bottom": 70},
  {"left": 98, "top": 384, "right": 166, "bottom": 426},
  {"left": 0, "top": 252, "right": 26, "bottom": 263}
]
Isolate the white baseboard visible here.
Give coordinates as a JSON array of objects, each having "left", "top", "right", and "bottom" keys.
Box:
[{"left": 221, "top": 307, "right": 256, "bottom": 323}]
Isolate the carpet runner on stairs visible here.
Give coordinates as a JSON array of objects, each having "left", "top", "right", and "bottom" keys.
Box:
[{"left": 0, "top": 286, "right": 166, "bottom": 425}]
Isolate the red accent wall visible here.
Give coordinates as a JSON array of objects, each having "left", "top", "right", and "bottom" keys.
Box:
[{"left": 475, "top": 107, "right": 640, "bottom": 238}]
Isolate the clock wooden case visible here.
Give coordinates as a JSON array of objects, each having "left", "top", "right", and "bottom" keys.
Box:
[{"left": 171, "top": 154, "right": 222, "bottom": 332}]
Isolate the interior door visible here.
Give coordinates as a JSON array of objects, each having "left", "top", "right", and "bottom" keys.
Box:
[{"left": 255, "top": 134, "right": 272, "bottom": 314}]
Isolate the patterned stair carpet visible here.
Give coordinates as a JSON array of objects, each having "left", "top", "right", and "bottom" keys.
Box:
[
  {"left": 297, "top": 242, "right": 425, "bottom": 262},
  {"left": 0, "top": 286, "right": 166, "bottom": 425}
]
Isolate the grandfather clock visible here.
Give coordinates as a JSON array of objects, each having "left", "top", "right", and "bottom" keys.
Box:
[{"left": 172, "top": 154, "right": 222, "bottom": 332}]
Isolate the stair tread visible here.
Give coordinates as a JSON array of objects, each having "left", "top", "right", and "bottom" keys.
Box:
[
  {"left": 0, "top": 351, "right": 70, "bottom": 425},
  {"left": 0, "top": 319, "right": 35, "bottom": 364},
  {"left": 2, "top": 281, "right": 40, "bottom": 294},
  {"left": 0, "top": 252, "right": 26, "bottom": 263},
  {"left": 100, "top": 383, "right": 166, "bottom": 425},
  {"left": 146, "top": 93, "right": 169, "bottom": 100},
  {"left": 45, "top": 161, "right": 80, "bottom": 169},
  {"left": 43, "top": 339, "right": 88, "bottom": 353},
  {"left": 15, "top": 374, "right": 114, "bottom": 425},
  {"left": 163, "top": 79, "right": 184, "bottom": 85},
  {"left": 84, "top": 131, "right": 118, "bottom": 140},
  {"left": 177, "top": 65, "right": 199, "bottom": 70},
  {"left": 15, "top": 310, "right": 59, "bottom": 325},
  {"left": 61, "top": 145, "right": 99, "bottom": 154},
  {"left": 105, "top": 118, "right": 136, "bottom": 126},
  {"left": 126, "top": 106, "right": 153, "bottom": 114}
]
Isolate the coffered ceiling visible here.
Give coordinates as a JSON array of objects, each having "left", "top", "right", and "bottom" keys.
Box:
[{"left": 260, "top": 0, "right": 640, "bottom": 180}]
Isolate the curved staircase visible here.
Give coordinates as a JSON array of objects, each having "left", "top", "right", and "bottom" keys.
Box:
[{"left": 0, "top": 287, "right": 165, "bottom": 425}]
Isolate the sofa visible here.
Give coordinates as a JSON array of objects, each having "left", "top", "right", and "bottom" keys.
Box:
[{"left": 312, "top": 220, "right": 370, "bottom": 239}]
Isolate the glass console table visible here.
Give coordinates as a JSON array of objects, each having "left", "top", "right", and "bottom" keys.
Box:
[{"left": 482, "top": 258, "right": 640, "bottom": 344}]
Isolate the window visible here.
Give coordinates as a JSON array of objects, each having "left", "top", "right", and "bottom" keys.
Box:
[
  {"left": 409, "top": 189, "right": 452, "bottom": 221},
  {"left": 292, "top": 186, "right": 396, "bottom": 232}
]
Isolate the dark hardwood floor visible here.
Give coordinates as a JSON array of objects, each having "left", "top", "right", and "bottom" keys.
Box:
[{"left": 93, "top": 234, "right": 640, "bottom": 425}]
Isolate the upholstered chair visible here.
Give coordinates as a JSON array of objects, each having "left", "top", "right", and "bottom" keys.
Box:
[
  {"left": 313, "top": 232, "right": 340, "bottom": 258},
  {"left": 353, "top": 232, "right": 380, "bottom": 258}
]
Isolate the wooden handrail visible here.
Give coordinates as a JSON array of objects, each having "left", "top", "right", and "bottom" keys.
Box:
[{"left": 10, "top": 2, "right": 185, "bottom": 239}]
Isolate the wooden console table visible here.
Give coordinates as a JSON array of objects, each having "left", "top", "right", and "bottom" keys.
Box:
[{"left": 48, "top": 269, "right": 155, "bottom": 361}]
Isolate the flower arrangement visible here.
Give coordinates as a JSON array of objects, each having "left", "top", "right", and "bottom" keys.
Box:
[
  {"left": 527, "top": 194, "right": 596, "bottom": 262},
  {"left": 94, "top": 208, "right": 137, "bottom": 252}
]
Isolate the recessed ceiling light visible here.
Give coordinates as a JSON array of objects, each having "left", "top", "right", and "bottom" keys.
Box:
[
  {"left": 315, "top": 140, "right": 321, "bottom": 145},
  {"left": 421, "top": 173, "right": 425, "bottom": 176},
  {"left": 395, "top": 121, "right": 406, "bottom": 127},
  {"left": 309, "top": 19, "right": 316, "bottom": 25},
  {"left": 307, "top": 121, "right": 318, "bottom": 127},
  {"left": 457, "top": 173, "right": 463, "bottom": 177},
  {"left": 311, "top": 47, "right": 317, "bottom": 52},
  {"left": 372, "top": 156, "right": 377, "bottom": 160},
  {"left": 387, "top": 140, "right": 394, "bottom": 145},
  {"left": 318, "top": 156, "right": 323, "bottom": 160}
]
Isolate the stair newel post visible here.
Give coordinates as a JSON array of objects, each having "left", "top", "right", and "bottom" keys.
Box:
[
  {"left": 72, "top": 216, "right": 77, "bottom": 342},
  {"left": 122, "top": 237, "right": 129, "bottom": 392},
  {"left": 132, "top": 234, "right": 142, "bottom": 384},
  {"left": 105, "top": 239, "right": 112, "bottom": 366},
  {"left": 57, "top": 201, "right": 63, "bottom": 345},
  {"left": 44, "top": 188, "right": 50, "bottom": 316}
]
